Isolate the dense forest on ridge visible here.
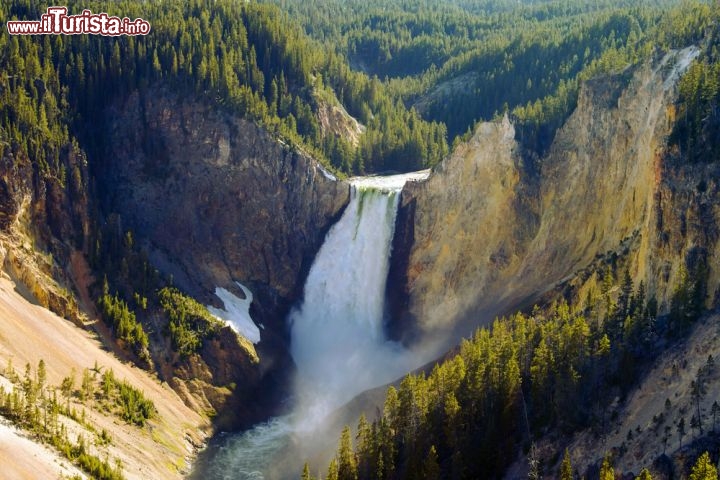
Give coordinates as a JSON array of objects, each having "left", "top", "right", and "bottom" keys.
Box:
[
  {"left": 310, "top": 259, "right": 712, "bottom": 479},
  {"left": 264, "top": 0, "right": 716, "bottom": 154},
  {"left": 0, "top": 0, "right": 449, "bottom": 178}
]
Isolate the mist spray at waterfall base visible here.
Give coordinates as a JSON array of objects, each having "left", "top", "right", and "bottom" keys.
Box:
[{"left": 192, "top": 171, "right": 432, "bottom": 479}]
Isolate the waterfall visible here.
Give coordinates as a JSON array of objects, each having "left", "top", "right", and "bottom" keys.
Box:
[
  {"left": 194, "top": 171, "right": 430, "bottom": 480},
  {"left": 289, "top": 176, "right": 421, "bottom": 428}
]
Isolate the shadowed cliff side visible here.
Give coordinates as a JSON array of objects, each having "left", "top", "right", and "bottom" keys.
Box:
[
  {"left": 101, "top": 88, "right": 349, "bottom": 304},
  {"left": 96, "top": 87, "right": 350, "bottom": 426},
  {"left": 389, "top": 47, "right": 707, "bottom": 354}
]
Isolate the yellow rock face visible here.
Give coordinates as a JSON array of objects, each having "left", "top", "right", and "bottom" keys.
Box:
[{"left": 392, "top": 49, "right": 712, "bottom": 355}]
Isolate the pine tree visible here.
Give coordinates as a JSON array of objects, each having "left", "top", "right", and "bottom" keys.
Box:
[
  {"left": 376, "top": 451, "right": 385, "bottom": 480},
  {"left": 81, "top": 368, "right": 93, "bottom": 402},
  {"left": 301, "top": 462, "right": 314, "bottom": 480},
  {"left": 618, "top": 269, "right": 634, "bottom": 320},
  {"left": 560, "top": 449, "right": 573, "bottom": 480},
  {"left": 691, "top": 375, "right": 706, "bottom": 435},
  {"left": 36, "top": 359, "right": 46, "bottom": 393},
  {"left": 327, "top": 458, "right": 339, "bottom": 480},
  {"left": 337, "top": 426, "right": 357, "bottom": 480},
  {"left": 423, "top": 445, "right": 441, "bottom": 480},
  {"left": 678, "top": 417, "right": 686, "bottom": 448},
  {"left": 600, "top": 454, "right": 615, "bottom": 480},
  {"left": 689, "top": 452, "right": 717, "bottom": 480},
  {"left": 4, "top": 357, "right": 15, "bottom": 382},
  {"left": 355, "top": 414, "right": 372, "bottom": 479},
  {"left": 635, "top": 468, "right": 653, "bottom": 480},
  {"left": 597, "top": 334, "right": 611, "bottom": 356}
]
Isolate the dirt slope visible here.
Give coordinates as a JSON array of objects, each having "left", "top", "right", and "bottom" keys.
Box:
[
  {"left": 0, "top": 274, "right": 210, "bottom": 480},
  {"left": 0, "top": 418, "right": 86, "bottom": 479}
]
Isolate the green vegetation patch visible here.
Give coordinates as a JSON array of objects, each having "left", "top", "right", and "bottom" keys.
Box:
[{"left": 158, "top": 287, "right": 223, "bottom": 359}]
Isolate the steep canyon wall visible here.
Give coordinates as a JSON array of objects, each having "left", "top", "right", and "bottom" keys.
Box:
[{"left": 389, "top": 48, "right": 717, "bottom": 355}]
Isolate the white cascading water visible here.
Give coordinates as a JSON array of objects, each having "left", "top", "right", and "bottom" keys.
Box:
[
  {"left": 195, "top": 171, "right": 430, "bottom": 480},
  {"left": 290, "top": 172, "right": 429, "bottom": 429}
]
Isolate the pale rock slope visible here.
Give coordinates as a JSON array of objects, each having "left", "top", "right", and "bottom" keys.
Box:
[{"left": 0, "top": 274, "right": 209, "bottom": 480}]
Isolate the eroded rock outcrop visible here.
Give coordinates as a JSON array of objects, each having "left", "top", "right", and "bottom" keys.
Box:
[
  {"left": 315, "top": 91, "right": 366, "bottom": 147},
  {"left": 0, "top": 138, "right": 91, "bottom": 326}
]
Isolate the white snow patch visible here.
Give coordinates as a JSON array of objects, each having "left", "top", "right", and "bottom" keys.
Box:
[{"left": 207, "top": 282, "right": 261, "bottom": 344}]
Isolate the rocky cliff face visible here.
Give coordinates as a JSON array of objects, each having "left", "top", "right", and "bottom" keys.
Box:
[
  {"left": 101, "top": 89, "right": 348, "bottom": 307},
  {"left": 389, "top": 47, "right": 710, "bottom": 353},
  {"left": 387, "top": 113, "right": 532, "bottom": 347},
  {"left": 315, "top": 91, "right": 366, "bottom": 147},
  {"left": 98, "top": 88, "right": 349, "bottom": 424},
  {"left": 0, "top": 136, "right": 90, "bottom": 326},
  {"left": 0, "top": 83, "right": 350, "bottom": 429}
]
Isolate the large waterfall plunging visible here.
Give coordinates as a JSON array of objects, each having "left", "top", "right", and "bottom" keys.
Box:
[
  {"left": 290, "top": 172, "right": 428, "bottom": 428},
  {"left": 194, "top": 171, "right": 430, "bottom": 480}
]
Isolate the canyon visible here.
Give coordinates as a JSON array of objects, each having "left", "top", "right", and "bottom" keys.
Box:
[{"left": 0, "top": 43, "right": 718, "bottom": 478}]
